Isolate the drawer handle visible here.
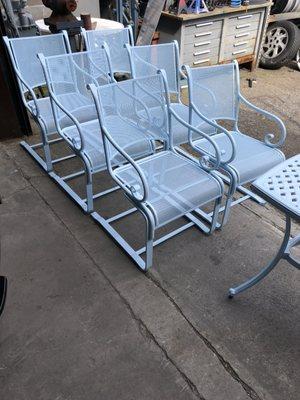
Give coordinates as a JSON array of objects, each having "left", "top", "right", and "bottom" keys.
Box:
[
  {"left": 237, "top": 14, "right": 253, "bottom": 19},
  {"left": 196, "top": 22, "right": 213, "bottom": 28},
  {"left": 234, "top": 41, "right": 248, "bottom": 47},
  {"left": 194, "top": 41, "right": 211, "bottom": 47},
  {"left": 236, "top": 24, "right": 251, "bottom": 29},
  {"left": 194, "top": 59, "right": 210, "bottom": 65},
  {"left": 195, "top": 32, "right": 212, "bottom": 37},
  {"left": 194, "top": 50, "right": 211, "bottom": 56},
  {"left": 232, "top": 49, "right": 247, "bottom": 55},
  {"left": 235, "top": 32, "right": 250, "bottom": 38}
]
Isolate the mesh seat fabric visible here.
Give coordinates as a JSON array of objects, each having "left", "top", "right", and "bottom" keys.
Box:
[
  {"left": 139, "top": 103, "right": 215, "bottom": 145},
  {"left": 84, "top": 28, "right": 132, "bottom": 74},
  {"left": 115, "top": 151, "right": 221, "bottom": 227},
  {"left": 194, "top": 131, "right": 285, "bottom": 185},
  {"left": 63, "top": 120, "right": 154, "bottom": 171},
  {"left": 189, "top": 63, "right": 238, "bottom": 121},
  {"left": 44, "top": 50, "right": 112, "bottom": 136},
  {"left": 129, "top": 43, "right": 179, "bottom": 94},
  {"left": 28, "top": 93, "right": 96, "bottom": 134}
]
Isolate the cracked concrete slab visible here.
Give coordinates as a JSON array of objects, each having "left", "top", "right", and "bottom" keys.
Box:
[{"left": 0, "top": 145, "right": 200, "bottom": 400}]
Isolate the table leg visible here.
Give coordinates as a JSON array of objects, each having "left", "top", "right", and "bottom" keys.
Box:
[{"left": 228, "top": 215, "right": 292, "bottom": 298}]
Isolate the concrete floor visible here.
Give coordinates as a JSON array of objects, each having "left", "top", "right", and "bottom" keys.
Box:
[{"left": 0, "top": 66, "right": 299, "bottom": 400}]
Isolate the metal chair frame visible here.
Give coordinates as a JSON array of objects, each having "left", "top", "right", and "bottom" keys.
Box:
[
  {"left": 38, "top": 47, "right": 139, "bottom": 214},
  {"left": 89, "top": 72, "right": 225, "bottom": 271},
  {"left": 3, "top": 32, "right": 73, "bottom": 173},
  {"left": 184, "top": 61, "right": 286, "bottom": 227},
  {"left": 126, "top": 41, "right": 182, "bottom": 106},
  {"left": 81, "top": 26, "right": 134, "bottom": 75},
  {"left": 126, "top": 42, "right": 272, "bottom": 226}
]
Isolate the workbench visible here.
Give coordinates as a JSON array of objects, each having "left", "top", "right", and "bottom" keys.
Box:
[{"left": 157, "top": 2, "right": 271, "bottom": 70}]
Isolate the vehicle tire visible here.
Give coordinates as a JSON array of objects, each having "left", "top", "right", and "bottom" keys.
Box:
[
  {"left": 260, "top": 21, "right": 300, "bottom": 69},
  {"left": 283, "top": 0, "right": 300, "bottom": 12},
  {"left": 271, "top": 0, "right": 289, "bottom": 14}
]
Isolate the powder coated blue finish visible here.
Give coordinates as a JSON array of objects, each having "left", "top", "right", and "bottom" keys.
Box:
[
  {"left": 89, "top": 74, "right": 225, "bottom": 270},
  {"left": 82, "top": 26, "right": 134, "bottom": 74},
  {"left": 184, "top": 61, "right": 287, "bottom": 226},
  {"left": 3, "top": 33, "right": 71, "bottom": 172}
]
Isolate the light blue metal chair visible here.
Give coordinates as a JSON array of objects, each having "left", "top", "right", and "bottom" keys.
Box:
[
  {"left": 81, "top": 26, "right": 134, "bottom": 75},
  {"left": 39, "top": 49, "right": 155, "bottom": 213},
  {"left": 126, "top": 41, "right": 215, "bottom": 146},
  {"left": 89, "top": 73, "right": 224, "bottom": 271},
  {"left": 183, "top": 62, "right": 286, "bottom": 226},
  {"left": 3, "top": 33, "right": 71, "bottom": 172}
]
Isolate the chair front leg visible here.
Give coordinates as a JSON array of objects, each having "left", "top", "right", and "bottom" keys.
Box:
[
  {"left": 221, "top": 168, "right": 238, "bottom": 227},
  {"left": 210, "top": 195, "right": 222, "bottom": 234},
  {"left": 145, "top": 215, "right": 155, "bottom": 272},
  {"left": 85, "top": 166, "right": 94, "bottom": 214},
  {"left": 39, "top": 120, "right": 53, "bottom": 173}
]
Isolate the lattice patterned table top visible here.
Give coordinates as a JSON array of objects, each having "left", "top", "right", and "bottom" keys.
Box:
[{"left": 252, "top": 155, "right": 300, "bottom": 221}]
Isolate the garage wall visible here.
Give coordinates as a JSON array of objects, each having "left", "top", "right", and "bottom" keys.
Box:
[{"left": 27, "top": 1, "right": 100, "bottom": 18}]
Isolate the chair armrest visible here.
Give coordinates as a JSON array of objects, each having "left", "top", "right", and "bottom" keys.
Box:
[
  {"left": 89, "top": 83, "right": 149, "bottom": 203},
  {"left": 51, "top": 94, "right": 86, "bottom": 152},
  {"left": 239, "top": 94, "right": 286, "bottom": 148},
  {"left": 169, "top": 106, "right": 222, "bottom": 171},
  {"left": 190, "top": 103, "right": 236, "bottom": 164},
  {"left": 13, "top": 68, "right": 40, "bottom": 117},
  {"left": 38, "top": 53, "right": 85, "bottom": 152}
]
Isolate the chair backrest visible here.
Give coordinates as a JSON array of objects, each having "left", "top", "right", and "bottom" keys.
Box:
[
  {"left": 93, "top": 74, "right": 170, "bottom": 155},
  {"left": 185, "top": 62, "right": 240, "bottom": 121},
  {"left": 40, "top": 49, "right": 112, "bottom": 134},
  {"left": 4, "top": 33, "right": 70, "bottom": 97},
  {"left": 127, "top": 42, "right": 180, "bottom": 97},
  {"left": 82, "top": 26, "right": 133, "bottom": 74}
]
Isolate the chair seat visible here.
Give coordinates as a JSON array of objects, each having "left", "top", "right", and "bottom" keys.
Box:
[
  {"left": 28, "top": 93, "right": 97, "bottom": 135},
  {"left": 194, "top": 131, "right": 285, "bottom": 185},
  {"left": 63, "top": 119, "right": 154, "bottom": 171},
  {"left": 115, "top": 151, "right": 222, "bottom": 227}
]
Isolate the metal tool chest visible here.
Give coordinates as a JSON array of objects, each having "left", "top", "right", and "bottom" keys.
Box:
[{"left": 158, "top": 3, "right": 271, "bottom": 70}]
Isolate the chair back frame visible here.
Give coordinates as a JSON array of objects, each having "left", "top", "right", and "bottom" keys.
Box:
[
  {"left": 3, "top": 32, "right": 71, "bottom": 118},
  {"left": 81, "top": 26, "right": 134, "bottom": 74},
  {"left": 38, "top": 48, "right": 113, "bottom": 153},
  {"left": 126, "top": 41, "right": 181, "bottom": 102}
]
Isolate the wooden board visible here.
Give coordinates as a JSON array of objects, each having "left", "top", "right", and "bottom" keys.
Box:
[
  {"left": 136, "top": 0, "right": 166, "bottom": 45},
  {"left": 268, "top": 12, "right": 300, "bottom": 22}
]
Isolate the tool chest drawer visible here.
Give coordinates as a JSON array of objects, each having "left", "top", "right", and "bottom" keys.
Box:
[
  {"left": 226, "top": 12, "right": 262, "bottom": 36},
  {"left": 185, "top": 19, "right": 223, "bottom": 37},
  {"left": 222, "top": 38, "right": 256, "bottom": 60}
]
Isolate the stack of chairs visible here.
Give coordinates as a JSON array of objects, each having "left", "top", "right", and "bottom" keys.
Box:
[{"left": 3, "top": 27, "right": 286, "bottom": 271}]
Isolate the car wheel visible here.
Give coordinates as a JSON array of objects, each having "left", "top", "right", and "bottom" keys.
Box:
[
  {"left": 272, "top": 0, "right": 289, "bottom": 14},
  {"left": 260, "top": 21, "right": 300, "bottom": 69}
]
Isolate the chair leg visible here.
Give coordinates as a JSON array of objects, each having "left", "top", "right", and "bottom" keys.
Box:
[
  {"left": 85, "top": 168, "right": 94, "bottom": 214},
  {"left": 39, "top": 123, "right": 53, "bottom": 173},
  {"left": 44, "top": 142, "right": 53, "bottom": 173},
  {"left": 221, "top": 195, "right": 233, "bottom": 227},
  {"left": 209, "top": 196, "right": 222, "bottom": 234},
  {"left": 220, "top": 169, "right": 238, "bottom": 228},
  {"left": 145, "top": 217, "right": 155, "bottom": 271}
]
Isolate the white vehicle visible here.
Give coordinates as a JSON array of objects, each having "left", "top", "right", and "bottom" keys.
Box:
[{"left": 260, "top": 0, "right": 300, "bottom": 69}]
